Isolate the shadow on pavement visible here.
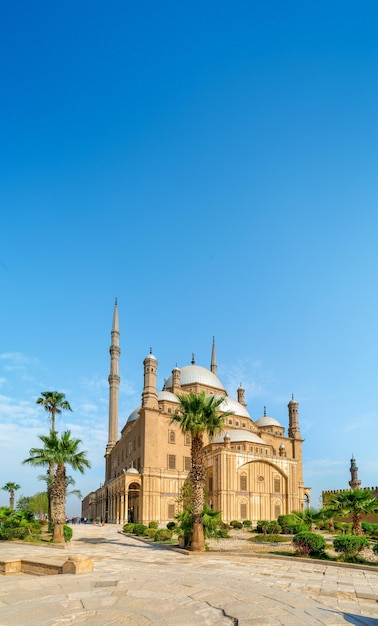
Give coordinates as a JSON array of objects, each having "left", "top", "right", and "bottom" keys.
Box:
[{"left": 320, "top": 608, "right": 378, "bottom": 625}]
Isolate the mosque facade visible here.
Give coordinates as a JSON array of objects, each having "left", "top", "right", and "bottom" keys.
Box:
[{"left": 81, "top": 303, "right": 310, "bottom": 524}]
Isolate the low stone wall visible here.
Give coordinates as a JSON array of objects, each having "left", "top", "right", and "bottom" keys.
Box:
[{"left": 0, "top": 555, "right": 94, "bottom": 576}]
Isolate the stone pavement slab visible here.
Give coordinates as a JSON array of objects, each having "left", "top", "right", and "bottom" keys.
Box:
[{"left": 0, "top": 523, "right": 378, "bottom": 625}]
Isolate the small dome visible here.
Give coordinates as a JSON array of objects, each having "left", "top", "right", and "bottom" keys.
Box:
[
  {"left": 144, "top": 352, "right": 157, "bottom": 361},
  {"left": 211, "top": 429, "right": 265, "bottom": 445},
  {"left": 158, "top": 391, "right": 179, "bottom": 403},
  {"left": 164, "top": 364, "right": 225, "bottom": 391},
  {"left": 218, "top": 396, "right": 251, "bottom": 420},
  {"left": 127, "top": 407, "right": 141, "bottom": 423},
  {"left": 255, "top": 415, "right": 283, "bottom": 428},
  {"left": 127, "top": 467, "right": 139, "bottom": 474}
]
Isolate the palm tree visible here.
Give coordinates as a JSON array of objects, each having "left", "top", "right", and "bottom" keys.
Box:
[
  {"left": 36, "top": 391, "right": 72, "bottom": 434},
  {"left": 171, "top": 391, "right": 232, "bottom": 551},
  {"left": 324, "top": 489, "right": 378, "bottom": 536},
  {"left": 36, "top": 392, "right": 73, "bottom": 529},
  {"left": 23, "top": 430, "right": 91, "bottom": 542},
  {"left": 1, "top": 482, "right": 20, "bottom": 509}
]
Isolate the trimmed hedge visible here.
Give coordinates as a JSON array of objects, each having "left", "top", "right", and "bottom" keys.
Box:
[
  {"left": 123, "top": 523, "right": 135, "bottom": 533},
  {"left": 63, "top": 525, "right": 73, "bottom": 542},
  {"left": 333, "top": 535, "right": 370, "bottom": 558},
  {"left": 230, "top": 520, "right": 243, "bottom": 529},
  {"left": 133, "top": 524, "right": 147, "bottom": 536},
  {"left": 148, "top": 521, "right": 158, "bottom": 529},
  {"left": 293, "top": 532, "right": 326, "bottom": 557},
  {"left": 154, "top": 529, "right": 172, "bottom": 542}
]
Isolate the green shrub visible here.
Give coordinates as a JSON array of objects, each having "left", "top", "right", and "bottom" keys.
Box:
[
  {"left": 0, "top": 510, "right": 41, "bottom": 541},
  {"left": 133, "top": 524, "right": 147, "bottom": 536},
  {"left": 167, "top": 521, "right": 176, "bottom": 531},
  {"left": 291, "top": 523, "right": 308, "bottom": 534},
  {"left": 0, "top": 526, "right": 28, "bottom": 540},
  {"left": 373, "top": 543, "right": 378, "bottom": 556},
  {"left": 230, "top": 520, "right": 243, "bottom": 529},
  {"left": 277, "top": 515, "right": 307, "bottom": 534},
  {"left": 123, "top": 523, "right": 135, "bottom": 533},
  {"left": 334, "top": 522, "right": 352, "bottom": 535},
  {"left": 154, "top": 529, "right": 172, "bottom": 542},
  {"left": 256, "top": 520, "right": 269, "bottom": 534},
  {"left": 242, "top": 520, "right": 252, "bottom": 527},
  {"left": 63, "top": 525, "right": 73, "bottom": 542},
  {"left": 144, "top": 528, "right": 156, "bottom": 539},
  {"left": 213, "top": 528, "right": 230, "bottom": 539},
  {"left": 148, "top": 521, "right": 158, "bottom": 529},
  {"left": 333, "top": 535, "right": 370, "bottom": 558},
  {"left": 293, "top": 532, "right": 326, "bottom": 557},
  {"left": 362, "top": 522, "right": 378, "bottom": 535},
  {"left": 267, "top": 521, "right": 281, "bottom": 535}
]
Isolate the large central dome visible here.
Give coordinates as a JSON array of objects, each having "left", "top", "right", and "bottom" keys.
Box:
[{"left": 164, "top": 364, "right": 225, "bottom": 392}]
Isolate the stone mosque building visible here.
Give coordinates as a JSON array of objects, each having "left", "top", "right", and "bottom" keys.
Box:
[{"left": 82, "top": 303, "right": 310, "bottom": 525}]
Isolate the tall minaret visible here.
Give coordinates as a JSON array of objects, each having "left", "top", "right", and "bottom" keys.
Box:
[
  {"left": 210, "top": 337, "right": 217, "bottom": 374},
  {"left": 142, "top": 349, "right": 159, "bottom": 409},
  {"left": 349, "top": 455, "right": 361, "bottom": 489},
  {"left": 288, "top": 394, "right": 302, "bottom": 439},
  {"left": 106, "top": 299, "right": 121, "bottom": 455},
  {"left": 237, "top": 383, "right": 246, "bottom": 407}
]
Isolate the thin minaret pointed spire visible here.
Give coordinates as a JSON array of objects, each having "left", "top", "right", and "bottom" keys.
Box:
[
  {"left": 112, "top": 298, "right": 119, "bottom": 333},
  {"left": 210, "top": 336, "right": 217, "bottom": 374},
  {"left": 106, "top": 300, "right": 121, "bottom": 476}
]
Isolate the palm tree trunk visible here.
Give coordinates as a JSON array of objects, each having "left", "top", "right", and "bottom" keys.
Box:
[
  {"left": 51, "top": 464, "right": 66, "bottom": 543},
  {"left": 190, "top": 435, "right": 205, "bottom": 552},
  {"left": 9, "top": 491, "right": 15, "bottom": 510},
  {"left": 47, "top": 465, "right": 54, "bottom": 532},
  {"left": 353, "top": 513, "right": 362, "bottom": 536}
]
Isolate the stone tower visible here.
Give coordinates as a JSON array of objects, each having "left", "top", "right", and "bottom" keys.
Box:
[
  {"left": 288, "top": 394, "right": 301, "bottom": 439},
  {"left": 142, "top": 349, "right": 159, "bottom": 409},
  {"left": 349, "top": 455, "right": 361, "bottom": 489},
  {"left": 105, "top": 299, "right": 121, "bottom": 479}
]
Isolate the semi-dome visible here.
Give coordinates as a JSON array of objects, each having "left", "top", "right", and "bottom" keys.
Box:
[
  {"left": 127, "top": 407, "right": 141, "bottom": 423},
  {"left": 255, "top": 415, "right": 283, "bottom": 428},
  {"left": 158, "top": 391, "right": 179, "bottom": 403},
  {"left": 127, "top": 467, "right": 139, "bottom": 474},
  {"left": 211, "top": 430, "right": 265, "bottom": 445},
  {"left": 218, "top": 396, "right": 251, "bottom": 419},
  {"left": 164, "top": 364, "right": 225, "bottom": 391}
]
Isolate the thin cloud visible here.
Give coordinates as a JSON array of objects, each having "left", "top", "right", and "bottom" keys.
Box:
[
  {"left": 303, "top": 458, "right": 344, "bottom": 478},
  {"left": 219, "top": 358, "right": 271, "bottom": 401}
]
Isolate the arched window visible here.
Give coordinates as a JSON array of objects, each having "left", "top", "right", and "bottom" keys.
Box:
[{"left": 240, "top": 474, "right": 247, "bottom": 491}]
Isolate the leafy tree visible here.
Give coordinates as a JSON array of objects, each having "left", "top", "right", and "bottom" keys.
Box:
[
  {"left": 1, "top": 482, "right": 20, "bottom": 509},
  {"left": 171, "top": 391, "right": 232, "bottom": 551},
  {"left": 324, "top": 489, "right": 378, "bottom": 536},
  {"left": 23, "top": 430, "right": 91, "bottom": 543},
  {"left": 16, "top": 495, "right": 33, "bottom": 514}
]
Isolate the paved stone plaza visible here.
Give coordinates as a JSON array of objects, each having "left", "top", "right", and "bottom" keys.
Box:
[{"left": 0, "top": 523, "right": 378, "bottom": 625}]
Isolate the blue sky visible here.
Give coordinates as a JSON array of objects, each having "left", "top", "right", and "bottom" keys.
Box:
[{"left": 1, "top": 1, "right": 378, "bottom": 516}]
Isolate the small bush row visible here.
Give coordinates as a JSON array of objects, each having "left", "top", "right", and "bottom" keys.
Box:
[{"left": 122, "top": 522, "right": 173, "bottom": 542}]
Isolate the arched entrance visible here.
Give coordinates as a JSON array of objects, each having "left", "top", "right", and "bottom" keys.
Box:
[{"left": 128, "top": 482, "right": 141, "bottom": 523}]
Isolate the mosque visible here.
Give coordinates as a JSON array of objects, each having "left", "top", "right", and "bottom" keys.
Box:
[{"left": 81, "top": 303, "right": 310, "bottom": 524}]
